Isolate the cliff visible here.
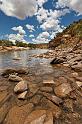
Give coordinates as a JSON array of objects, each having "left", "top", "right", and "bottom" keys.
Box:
[{"left": 49, "top": 19, "right": 82, "bottom": 50}]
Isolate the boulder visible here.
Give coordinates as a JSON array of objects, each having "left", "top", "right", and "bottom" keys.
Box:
[
  {"left": 18, "top": 91, "right": 27, "bottom": 100},
  {"left": 50, "top": 57, "right": 65, "bottom": 64},
  {"left": 14, "top": 81, "right": 28, "bottom": 93},
  {"left": 9, "top": 74, "right": 23, "bottom": 82},
  {"left": 54, "top": 83, "right": 72, "bottom": 98}
]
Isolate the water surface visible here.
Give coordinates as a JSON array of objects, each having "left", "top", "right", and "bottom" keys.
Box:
[{"left": 0, "top": 49, "right": 54, "bottom": 75}]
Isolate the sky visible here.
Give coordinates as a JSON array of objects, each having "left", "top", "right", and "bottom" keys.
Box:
[{"left": 0, "top": 0, "right": 82, "bottom": 44}]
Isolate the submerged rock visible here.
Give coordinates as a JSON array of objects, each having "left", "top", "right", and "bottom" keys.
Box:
[
  {"left": 2, "top": 68, "right": 29, "bottom": 76},
  {"left": 9, "top": 74, "right": 23, "bottom": 82},
  {"left": 14, "top": 81, "right": 28, "bottom": 93}
]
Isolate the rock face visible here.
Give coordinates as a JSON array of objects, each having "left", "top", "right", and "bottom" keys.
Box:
[
  {"left": 14, "top": 81, "right": 28, "bottom": 93},
  {"left": 9, "top": 74, "right": 23, "bottom": 82},
  {"left": 54, "top": 83, "right": 72, "bottom": 98}
]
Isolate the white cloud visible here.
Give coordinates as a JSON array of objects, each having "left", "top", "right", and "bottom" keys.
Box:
[
  {"left": 12, "top": 26, "right": 26, "bottom": 35},
  {"left": 0, "top": 0, "right": 37, "bottom": 19},
  {"left": 32, "top": 31, "right": 49, "bottom": 43},
  {"left": 26, "top": 24, "right": 35, "bottom": 32},
  {"left": 39, "top": 8, "right": 69, "bottom": 34},
  {"left": 39, "top": 31, "right": 49, "bottom": 38},
  {"left": 29, "top": 34, "right": 34, "bottom": 38},
  {"left": 56, "top": 0, "right": 82, "bottom": 15},
  {"left": 8, "top": 33, "right": 26, "bottom": 43},
  {"left": 7, "top": 25, "right": 27, "bottom": 42},
  {"left": 36, "top": 7, "right": 48, "bottom": 23},
  {"left": 37, "top": 0, "right": 48, "bottom": 7},
  {"left": 32, "top": 37, "right": 49, "bottom": 44}
]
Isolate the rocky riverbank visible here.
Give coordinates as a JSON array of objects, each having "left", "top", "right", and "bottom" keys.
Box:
[
  {"left": 0, "top": 46, "right": 29, "bottom": 53},
  {"left": 32, "top": 47, "right": 82, "bottom": 71},
  {"left": 0, "top": 60, "right": 82, "bottom": 124}
]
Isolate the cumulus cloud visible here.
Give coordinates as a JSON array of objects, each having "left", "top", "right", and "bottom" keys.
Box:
[
  {"left": 32, "top": 31, "right": 49, "bottom": 43},
  {"left": 56, "top": 0, "right": 82, "bottom": 15},
  {"left": 0, "top": 0, "right": 37, "bottom": 19},
  {"left": 29, "top": 34, "right": 34, "bottom": 38},
  {"left": 8, "top": 33, "right": 26, "bottom": 43},
  {"left": 26, "top": 24, "right": 35, "bottom": 32},
  {"left": 7, "top": 25, "right": 27, "bottom": 42},
  {"left": 12, "top": 26, "right": 26, "bottom": 35},
  {"left": 36, "top": 7, "right": 48, "bottom": 23},
  {"left": 37, "top": 0, "right": 48, "bottom": 7}
]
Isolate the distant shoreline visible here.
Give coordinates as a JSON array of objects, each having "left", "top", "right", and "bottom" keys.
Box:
[{"left": 0, "top": 46, "right": 30, "bottom": 53}]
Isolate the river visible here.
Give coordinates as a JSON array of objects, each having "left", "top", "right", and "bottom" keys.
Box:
[{"left": 0, "top": 49, "right": 54, "bottom": 75}]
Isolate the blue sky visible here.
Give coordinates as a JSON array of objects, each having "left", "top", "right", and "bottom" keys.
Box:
[{"left": 0, "top": 0, "right": 82, "bottom": 44}]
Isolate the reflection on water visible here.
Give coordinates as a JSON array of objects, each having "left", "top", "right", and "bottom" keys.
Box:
[{"left": 0, "top": 49, "right": 54, "bottom": 75}]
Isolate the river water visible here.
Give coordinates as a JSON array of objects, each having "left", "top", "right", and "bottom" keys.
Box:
[{"left": 0, "top": 49, "right": 54, "bottom": 75}]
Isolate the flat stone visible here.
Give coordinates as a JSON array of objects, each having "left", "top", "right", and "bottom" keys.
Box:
[
  {"left": 14, "top": 81, "right": 28, "bottom": 93},
  {"left": 18, "top": 91, "right": 27, "bottom": 100},
  {"left": 24, "top": 109, "right": 46, "bottom": 124},
  {"left": 9, "top": 74, "right": 23, "bottom": 82},
  {"left": 6, "top": 103, "right": 34, "bottom": 124},
  {"left": 54, "top": 83, "right": 72, "bottom": 98},
  {"left": 43, "top": 80, "right": 55, "bottom": 85}
]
